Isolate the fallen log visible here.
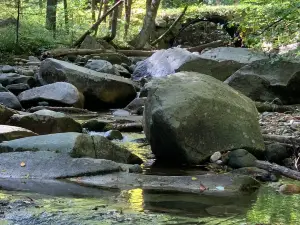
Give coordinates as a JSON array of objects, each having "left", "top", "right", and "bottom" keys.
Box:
[
  {"left": 255, "top": 102, "right": 295, "bottom": 113},
  {"left": 255, "top": 160, "right": 300, "bottom": 181},
  {"left": 263, "top": 134, "right": 300, "bottom": 146},
  {"left": 186, "top": 40, "right": 225, "bottom": 52},
  {"left": 151, "top": 6, "right": 188, "bottom": 46},
  {"left": 73, "top": 0, "right": 124, "bottom": 48},
  {"left": 43, "top": 40, "right": 229, "bottom": 59}
]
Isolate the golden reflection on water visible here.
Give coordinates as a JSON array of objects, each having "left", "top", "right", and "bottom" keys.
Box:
[{"left": 121, "top": 188, "right": 144, "bottom": 212}]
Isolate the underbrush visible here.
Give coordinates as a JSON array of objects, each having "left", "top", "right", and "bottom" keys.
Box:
[{"left": 0, "top": 1, "right": 299, "bottom": 55}]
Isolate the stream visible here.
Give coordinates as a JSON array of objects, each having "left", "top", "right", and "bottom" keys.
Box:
[{"left": 0, "top": 123, "right": 298, "bottom": 224}]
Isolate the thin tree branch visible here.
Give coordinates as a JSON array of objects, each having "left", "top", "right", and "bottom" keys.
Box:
[{"left": 151, "top": 5, "right": 188, "bottom": 46}]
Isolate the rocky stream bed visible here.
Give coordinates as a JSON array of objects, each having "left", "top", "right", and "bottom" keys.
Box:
[{"left": 1, "top": 42, "right": 300, "bottom": 224}]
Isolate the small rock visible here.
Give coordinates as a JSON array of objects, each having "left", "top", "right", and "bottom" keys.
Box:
[
  {"left": 85, "top": 60, "right": 116, "bottom": 74},
  {"left": 104, "top": 130, "right": 123, "bottom": 140},
  {"left": 265, "top": 143, "right": 290, "bottom": 164},
  {"left": 113, "top": 64, "right": 131, "bottom": 78},
  {"left": 28, "top": 56, "right": 41, "bottom": 62},
  {"left": 227, "top": 149, "right": 257, "bottom": 169},
  {"left": 112, "top": 109, "right": 130, "bottom": 117},
  {"left": 1, "top": 65, "right": 15, "bottom": 73},
  {"left": 5, "top": 83, "right": 30, "bottom": 96},
  {"left": 210, "top": 151, "right": 222, "bottom": 162},
  {"left": 0, "top": 92, "right": 22, "bottom": 110}
]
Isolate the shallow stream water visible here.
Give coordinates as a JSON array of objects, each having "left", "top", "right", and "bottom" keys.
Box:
[{"left": 0, "top": 121, "right": 298, "bottom": 224}]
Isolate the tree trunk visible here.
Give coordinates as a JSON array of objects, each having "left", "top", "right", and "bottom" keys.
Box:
[
  {"left": 129, "top": 0, "right": 161, "bottom": 49},
  {"left": 92, "top": 0, "right": 96, "bottom": 21},
  {"left": 94, "top": 0, "right": 104, "bottom": 36},
  {"left": 103, "top": 0, "right": 109, "bottom": 22},
  {"left": 46, "top": 0, "right": 57, "bottom": 32},
  {"left": 103, "top": 0, "right": 119, "bottom": 42},
  {"left": 124, "top": 0, "right": 132, "bottom": 38},
  {"left": 63, "top": 0, "right": 69, "bottom": 33}
]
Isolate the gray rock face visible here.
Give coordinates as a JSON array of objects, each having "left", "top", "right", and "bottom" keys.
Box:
[
  {"left": 0, "top": 92, "right": 22, "bottom": 110},
  {"left": 227, "top": 149, "right": 257, "bottom": 169},
  {"left": 0, "top": 104, "right": 16, "bottom": 124},
  {"left": 124, "top": 97, "right": 146, "bottom": 115},
  {"left": 38, "top": 59, "right": 137, "bottom": 110},
  {"left": 225, "top": 59, "right": 300, "bottom": 104},
  {"left": 6, "top": 83, "right": 30, "bottom": 96},
  {"left": 84, "top": 60, "right": 116, "bottom": 74},
  {"left": 0, "top": 132, "right": 142, "bottom": 164},
  {"left": 0, "top": 151, "right": 121, "bottom": 179},
  {"left": 143, "top": 72, "right": 265, "bottom": 164},
  {"left": 7, "top": 110, "right": 82, "bottom": 135},
  {"left": 132, "top": 47, "right": 267, "bottom": 81},
  {"left": 200, "top": 47, "right": 267, "bottom": 64},
  {"left": 132, "top": 48, "right": 199, "bottom": 81},
  {"left": 0, "top": 73, "right": 35, "bottom": 87},
  {"left": 0, "top": 125, "right": 37, "bottom": 142},
  {"left": 1, "top": 65, "right": 15, "bottom": 73},
  {"left": 18, "top": 82, "right": 84, "bottom": 108}
]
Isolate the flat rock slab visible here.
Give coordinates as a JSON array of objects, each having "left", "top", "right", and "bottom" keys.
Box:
[
  {"left": 70, "top": 172, "right": 260, "bottom": 195},
  {"left": 0, "top": 125, "right": 37, "bottom": 142},
  {"left": 0, "top": 132, "right": 142, "bottom": 164},
  {"left": 0, "top": 151, "right": 121, "bottom": 179}
]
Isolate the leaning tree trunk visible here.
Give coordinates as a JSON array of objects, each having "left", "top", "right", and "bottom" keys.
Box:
[
  {"left": 63, "top": 0, "right": 69, "bottom": 33},
  {"left": 46, "top": 0, "right": 57, "bottom": 32},
  {"left": 129, "top": 0, "right": 161, "bottom": 49},
  {"left": 124, "top": 0, "right": 132, "bottom": 38},
  {"left": 103, "top": 0, "right": 120, "bottom": 42},
  {"left": 92, "top": 0, "right": 96, "bottom": 21}
]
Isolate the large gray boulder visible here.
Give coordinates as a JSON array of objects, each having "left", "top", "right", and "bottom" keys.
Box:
[
  {"left": 132, "top": 48, "right": 199, "bottom": 81},
  {"left": 0, "top": 73, "right": 36, "bottom": 87},
  {"left": 144, "top": 72, "right": 265, "bottom": 164},
  {"left": 38, "top": 59, "right": 137, "bottom": 110},
  {"left": 0, "top": 132, "right": 142, "bottom": 164},
  {"left": 18, "top": 82, "right": 84, "bottom": 108},
  {"left": 132, "top": 47, "right": 267, "bottom": 81},
  {"left": 0, "top": 92, "right": 22, "bottom": 110},
  {"left": 225, "top": 59, "right": 300, "bottom": 104},
  {"left": 7, "top": 109, "right": 82, "bottom": 135}
]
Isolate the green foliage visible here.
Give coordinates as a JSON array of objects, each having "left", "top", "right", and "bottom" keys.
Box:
[{"left": 0, "top": 0, "right": 299, "bottom": 55}]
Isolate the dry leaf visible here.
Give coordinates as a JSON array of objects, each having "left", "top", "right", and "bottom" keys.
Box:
[
  {"left": 199, "top": 184, "right": 207, "bottom": 192},
  {"left": 20, "top": 162, "right": 26, "bottom": 167},
  {"left": 191, "top": 177, "right": 197, "bottom": 181}
]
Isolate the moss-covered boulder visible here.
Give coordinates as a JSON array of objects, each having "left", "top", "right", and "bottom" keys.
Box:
[{"left": 143, "top": 72, "right": 265, "bottom": 164}]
